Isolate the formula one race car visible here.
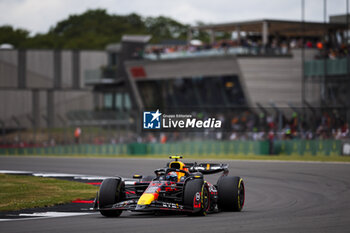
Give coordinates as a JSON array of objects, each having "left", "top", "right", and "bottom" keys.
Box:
[{"left": 93, "top": 156, "right": 245, "bottom": 217}]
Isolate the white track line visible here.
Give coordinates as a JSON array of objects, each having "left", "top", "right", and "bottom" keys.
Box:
[
  {"left": 0, "top": 212, "right": 97, "bottom": 222},
  {"left": 0, "top": 170, "right": 110, "bottom": 180},
  {"left": 32, "top": 173, "right": 87, "bottom": 178},
  {"left": 19, "top": 212, "right": 94, "bottom": 217},
  {"left": 74, "top": 176, "right": 110, "bottom": 180},
  {"left": 0, "top": 170, "right": 33, "bottom": 174}
]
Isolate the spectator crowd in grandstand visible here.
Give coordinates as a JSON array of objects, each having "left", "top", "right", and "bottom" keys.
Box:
[
  {"left": 0, "top": 109, "right": 349, "bottom": 147},
  {"left": 144, "top": 38, "right": 292, "bottom": 58},
  {"left": 142, "top": 36, "right": 349, "bottom": 61}
]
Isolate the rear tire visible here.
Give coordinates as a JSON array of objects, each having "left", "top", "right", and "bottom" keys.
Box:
[
  {"left": 98, "top": 178, "right": 123, "bottom": 217},
  {"left": 217, "top": 176, "right": 245, "bottom": 211},
  {"left": 184, "top": 178, "right": 209, "bottom": 216}
]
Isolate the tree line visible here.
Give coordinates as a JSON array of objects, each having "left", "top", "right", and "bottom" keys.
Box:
[{"left": 0, "top": 9, "right": 195, "bottom": 49}]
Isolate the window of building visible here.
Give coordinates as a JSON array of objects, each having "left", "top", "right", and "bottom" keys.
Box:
[{"left": 104, "top": 93, "right": 113, "bottom": 109}]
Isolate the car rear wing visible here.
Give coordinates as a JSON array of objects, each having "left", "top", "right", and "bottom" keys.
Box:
[{"left": 186, "top": 163, "right": 229, "bottom": 175}]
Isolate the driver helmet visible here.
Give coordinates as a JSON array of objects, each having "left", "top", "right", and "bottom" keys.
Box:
[{"left": 166, "top": 172, "right": 178, "bottom": 182}]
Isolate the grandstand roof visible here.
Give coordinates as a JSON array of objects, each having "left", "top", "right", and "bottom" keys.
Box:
[
  {"left": 122, "top": 35, "right": 152, "bottom": 43},
  {"left": 191, "top": 19, "right": 347, "bottom": 37}
]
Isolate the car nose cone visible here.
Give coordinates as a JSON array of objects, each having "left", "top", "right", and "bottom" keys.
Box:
[{"left": 135, "top": 204, "right": 147, "bottom": 210}]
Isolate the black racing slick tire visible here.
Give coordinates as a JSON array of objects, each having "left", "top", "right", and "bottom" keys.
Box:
[
  {"left": 184, "top": 178, "right": 210, "bottom": 216},
  {"left": 217, "top": 176, "right": 245, "bottom": 211},
  {"left": 98, "top": 178, "right": 123, "bottom": 217}
]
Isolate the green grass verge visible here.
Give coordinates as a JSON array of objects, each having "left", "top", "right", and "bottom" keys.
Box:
[
  {"left": 0, "top": 174, "right": 98, "bottom": 211},
  {"left": 1, "top": 153, "right": 350, "bottom": 162}
]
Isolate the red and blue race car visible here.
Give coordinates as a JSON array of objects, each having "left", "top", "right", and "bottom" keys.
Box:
[{"left": 94, "top": 156, "right": 245, "bottom": 217}]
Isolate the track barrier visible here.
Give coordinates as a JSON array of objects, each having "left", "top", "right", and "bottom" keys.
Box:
[{"left": 0, "top": 140, "right": 343, "bottom": 156}]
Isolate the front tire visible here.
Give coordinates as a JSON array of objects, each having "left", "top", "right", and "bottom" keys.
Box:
[
  {"left": 184, "top": 178, "right": 209, "bottom": 216},
  {"left": 217, "top": 176, "right": 245, "bottom": 211},
  {"left": 98, "top": 178, "right": 123, "bottom": 217}
]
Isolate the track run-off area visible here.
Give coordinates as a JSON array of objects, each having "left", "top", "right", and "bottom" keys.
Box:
[{"left": 0, "top": 156, "right": 349, "bottom": 233}]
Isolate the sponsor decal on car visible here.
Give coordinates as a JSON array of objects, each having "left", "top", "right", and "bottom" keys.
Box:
[
  {"left": 193, "top": 192, "right": 201, "bottom": 208},
  {"left": 162, "top": 202, "right": 184, "bottom": 209}
]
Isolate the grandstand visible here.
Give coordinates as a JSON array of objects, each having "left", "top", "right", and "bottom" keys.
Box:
[{"left": 0, "top": 16, "right": 349, "bottom": 149}]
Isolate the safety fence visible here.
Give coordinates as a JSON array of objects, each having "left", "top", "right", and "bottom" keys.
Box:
[
  {"left": 0, "top": 140, "right": 343, "bottom": 156},
  {"left": 273, "top": 140, "right": 341, "bottom": 156}
]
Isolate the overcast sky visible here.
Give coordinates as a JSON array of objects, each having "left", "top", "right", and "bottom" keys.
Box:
[{"left": 0, "top": 0, "right": 348, "bottom": 34}]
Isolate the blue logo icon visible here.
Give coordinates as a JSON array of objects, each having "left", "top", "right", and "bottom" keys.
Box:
[{"left": 143, "top": 110, "right": 162, "bottom": 129}]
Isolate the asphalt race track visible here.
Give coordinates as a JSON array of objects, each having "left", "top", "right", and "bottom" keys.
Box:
[{"left": 0, "top": 156, "right": 350, "bottom": 233}]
